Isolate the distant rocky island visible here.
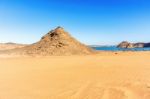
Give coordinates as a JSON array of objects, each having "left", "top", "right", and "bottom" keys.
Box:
[{"left": 117, "top": 41, "right": 150, "bottom": 48}]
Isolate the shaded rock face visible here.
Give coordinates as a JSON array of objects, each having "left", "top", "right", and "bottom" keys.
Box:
[
  {"left": 117, "top": 41, "right": 150, "bottom": 48},
  {"left": 21, "top": 27, "right": 93, "bottom": 56},
  {"left": 144, "top": 43, "right": 150, "bottom": 47}
]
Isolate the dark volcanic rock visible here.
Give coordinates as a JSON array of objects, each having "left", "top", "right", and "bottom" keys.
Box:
[{"left": 144, "top": 43, "right": 150, "bottom": 47}]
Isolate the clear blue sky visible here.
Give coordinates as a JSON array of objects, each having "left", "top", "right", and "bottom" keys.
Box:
[{"left": 0, "top": 0, "right": 150, "bottom": 45}]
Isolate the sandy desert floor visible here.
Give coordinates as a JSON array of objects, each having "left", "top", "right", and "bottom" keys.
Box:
[{"left": 0, "top": 52, "right": 150, "bottom": 99}]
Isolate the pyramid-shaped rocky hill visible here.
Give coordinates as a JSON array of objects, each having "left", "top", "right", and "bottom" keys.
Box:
[{"left": 21, "top": 27, "right": 93, "bottom": 55}]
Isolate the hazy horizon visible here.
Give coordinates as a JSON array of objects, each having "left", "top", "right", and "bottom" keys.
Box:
[{"left": 0, "top": 0, "right": 150, "bottom": 45}]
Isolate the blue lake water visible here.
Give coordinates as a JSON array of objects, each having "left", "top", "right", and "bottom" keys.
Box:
[{"left": 92, "top": 46, "right": 150, "bottom": 51}]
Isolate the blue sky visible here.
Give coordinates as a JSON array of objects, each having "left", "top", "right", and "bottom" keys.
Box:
[{"left": 0, "top": 0, "right": 150, "bottom": 45}]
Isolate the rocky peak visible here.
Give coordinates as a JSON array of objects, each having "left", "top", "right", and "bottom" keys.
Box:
[
  {"left": 41, "top": 26, "right": 70, "bottom": 41},
  {"left": 22, "top": 27, "right": 93, "bottom": 56}
]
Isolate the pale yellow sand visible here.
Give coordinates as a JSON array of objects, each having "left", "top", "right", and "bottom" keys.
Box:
[{"left": 0, "top": 52, "right": 150, "bottom": 99}]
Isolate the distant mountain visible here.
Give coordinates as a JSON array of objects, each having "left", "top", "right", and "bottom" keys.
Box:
[
  {"left": 0, "top": 43, "right": 26, "bottom": 51},
  {"left": 117, "top": 41, "right": 150, "bottom": 48}
]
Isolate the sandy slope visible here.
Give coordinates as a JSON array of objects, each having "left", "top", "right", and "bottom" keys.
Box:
[{"left": 0, "top": 52, "right": 150, "bottom": 99}]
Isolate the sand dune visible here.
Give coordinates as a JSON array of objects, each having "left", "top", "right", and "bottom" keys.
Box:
[{"left": 0, "top": 52, "right": 150, "bottom": 99}]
